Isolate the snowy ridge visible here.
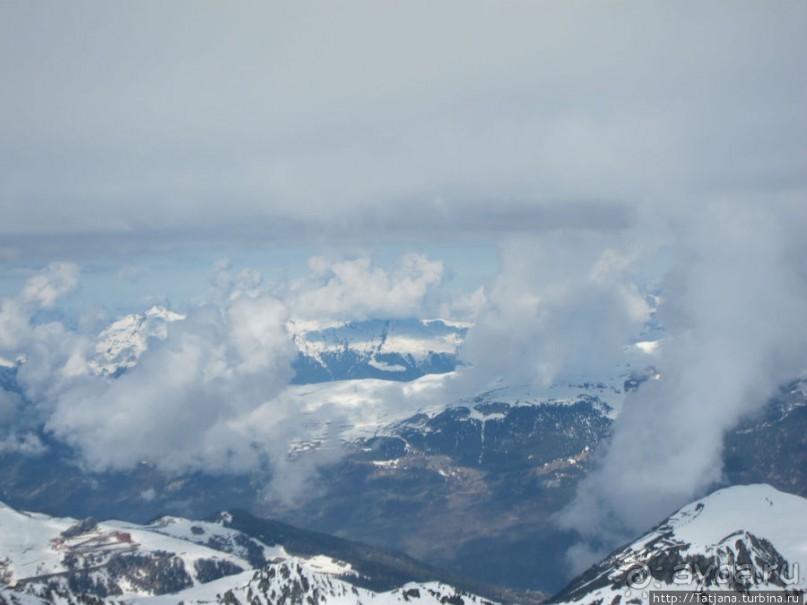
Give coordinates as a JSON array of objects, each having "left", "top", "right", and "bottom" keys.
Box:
[
  {"left": 86, "top": 310, "right": 467, "bottom": 381},
  {"left": 0, "top": 500, "right": 251, "bottom": 595},
  {"left": 124, "top": 514, "right": 287, "bottom": 568},
  {"left": 0, "top": 501, "right": 501, "bottom": 605},
  {"left": 276, "top": 368, "right": 624, "bottom": 457},
  {"left": 551, "top": 484, "right": 807, "bottom": 605},
  {"left": 127, "top": 558, "right": 496, "bottom": 605},
  {"left": 455, "top": 384, "right": 618, "bottom": 419},
  {"left": 289, "top": 317, "right": 467, "bottom": 383},
  {"left": 289, "top": 318, "right": 468, "bottom": 364},
  {"left": 91, "top": 311, "right": 655, "bottom": 388}
]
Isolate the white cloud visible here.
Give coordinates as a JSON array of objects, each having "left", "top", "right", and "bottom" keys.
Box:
[
  {"left": 16, "top": 321, "right": 92, "bottom": 409},
  {"left": 227, "top": 295, "right": 290, "bottom": 374},
  {"left": 1, "top": 2, "right": 805, "bottom": 255},
  {"left": 288, "top": 253, "right": 443, "bottom": 320},
  {"left": 0, "top": 432, "right": 45, "bottom": 455},
  {"left": 46, "top": 293, "right": 297, "bottom": 473},
  {"left": 557, "top": 199, "right": 807, "bottom": 569},
  {"left": 20, "top": 262, "right": 79, "bottom": 308},
  {"left": 457, "top": 234, "right": 652, "bottom": 393},
  {"left": 0, "top": 263, "right": 80, "bottom": 353},
  {"left": 0, "top": 299, "right": 29, "bottom": 352},
  {"left": 439, "top": 286, "right": 487, "bottom": 321},
  {"left": 0, "top": 263, "right": 86, "bottom": 430}
]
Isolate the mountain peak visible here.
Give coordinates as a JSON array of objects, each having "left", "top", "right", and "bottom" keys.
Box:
[{"left": 551, "top": 484, "right": 807, "bottom": 604}]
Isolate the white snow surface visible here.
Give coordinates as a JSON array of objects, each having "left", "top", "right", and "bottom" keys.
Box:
[
  {"left": 90, "top": 306, "right": 185, "bottom": 376},
  {"left": 0, "top": 501, "right": 73, "bottom": 582},
  {"left": 136, "top": 514, "right": 286, "bottom": 563},
  {"left": 288, "top": 317, "right": 467, "bottom": 372},
  {"left": 127, "top": 558, "right": 493, "bottom": 605},
  {"left": 0, "top": 500, "right": 249, "bottom": 591},
  {"left": 0, "top": 501, "right": 497, "bottom": 605},
  {"left": 0, "top": 500, "right": 358, "bottom": 600},
  {"left": 662, "top": 484, "right": 807, "bottom": 569},
  {"left": 556, "top": 484, "right": 807, "bottom": 605}
]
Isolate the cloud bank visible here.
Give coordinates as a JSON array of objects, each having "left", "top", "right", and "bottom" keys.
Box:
[
  {"left": 2, "top": 2, "right": 806, "bottom": 258},
  {"left": 557, "top": 199, "right": 807, "bottom": 569},
  {"left": 48, "top": 294, "right": 296, "bottom": 473},
  {"left": 457, "top": 233, "right": 652, "bottom": 394},
  {"left": 288, "top": 254, "right": 444, "bottom": 321}
]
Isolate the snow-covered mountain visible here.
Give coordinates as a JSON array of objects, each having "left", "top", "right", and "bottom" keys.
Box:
[
  {"left": 0, "top": 503, "right": 257, "bottom": 603},
  {"left": 128, "top": 561, "right": 497, "bottom": 605},
  {"left": 551, "top": 484, "right": 807, "bottom": 605},
  {"left": 86, "top": 308, "right": 467, "bottom": 382},
  {"left": 289, "top": 318, "right": 468, "bottom": 383},
  {"left": 87, "top": 305, "right": 655, "bottom": 388},
  {"left": 89, "top": 306, "right": 186, "bottom": 377},
  {"left": 0, "top": 500, "right": 508, "bottom": 605}
]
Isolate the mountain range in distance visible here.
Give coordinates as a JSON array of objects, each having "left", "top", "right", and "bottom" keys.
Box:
[{"left": 82, "top": 306, "right": 468, "bottom": 383}]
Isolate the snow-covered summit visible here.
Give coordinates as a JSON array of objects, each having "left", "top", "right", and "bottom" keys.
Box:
[
  {"left": 84, "top": 310, "right": 467, "bottom": 382},
  {"left": 289, "top": 317, "right": 468, "bottom": 356},
  {"left": 0, "top": 499, "right": 501, "bottom": 605},
  {"left": 289, "top": 317, "right": 468, "bottom": 382},
  {"left": 126, "top": 558, "right": 497, "bottom": 605},
  {"left": 552, "top": 484, "right": 807, "bottom": 605},
  {"left": 662, "top": 484, "right": 807, "bottom": 564},
  {"left": 89, "top": 306, "right": 186, "bottom": 377}
]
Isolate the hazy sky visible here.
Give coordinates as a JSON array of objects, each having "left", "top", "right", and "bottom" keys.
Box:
[
  {"left": 2, "top": 0, "right": 807, "bottom": 558},
  {"left": 3, "top": 1, "right": 805, "bottom": 307},
  {"left": 2, "top": 2, "right": 805, "bottom": 258}
]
